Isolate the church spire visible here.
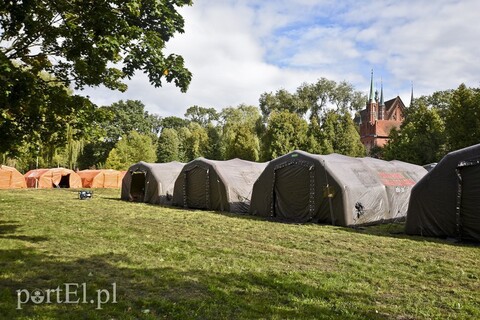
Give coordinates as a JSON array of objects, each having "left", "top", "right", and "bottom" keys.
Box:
[
  {"left": 369, "top": 69, "right": 374, "bottom": 103},
  {"left": 410, "top": 81, "right": 414, "bottom": 107},
  {"left": 380, "top": 80, "right": 384, "bottom": 106},
  {"left": 378, "top": 79, "right": 385, "bottom": 120}
]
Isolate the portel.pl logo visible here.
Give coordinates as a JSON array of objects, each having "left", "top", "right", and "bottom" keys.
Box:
[{"left": 16, "top": 283, "right": 117, "bottom": 310}]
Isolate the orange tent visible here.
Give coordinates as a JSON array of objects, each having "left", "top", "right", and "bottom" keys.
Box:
[
  {"left": 78, "top": 169, "right": 124, "bottom": 188},
  {"left": 24, "top": 168, "right": 82, "bottom": 189},
  {"left": 0, "top": 165, "right": 27, "bottom": 189}
]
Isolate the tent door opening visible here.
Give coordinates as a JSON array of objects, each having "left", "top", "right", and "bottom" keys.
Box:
[
  {"left": 185, "top": 166, "right": 209, "bottom": 209},
  {"left": 457, "top": 163, "right": 480, "bottom": 241},
  {"left": 273, "top": 163, "right": 314, "bottom": 221},
  {"left": 58, "top": 174, "right": 70, "bottom": 188},
  {"left": 130, "top": 172, "right": 146, "bottom": 202}
]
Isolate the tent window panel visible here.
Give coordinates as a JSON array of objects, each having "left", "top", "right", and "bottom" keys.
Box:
[
  {"left": 186, "top": 167, "right": 209, "bottom": 209},
  {"left": 130, "top": 172, "right": 146, "bottom": 202},
  {"left": 459, "top": 164, "right": 480, "bottom": 241},
  {"left": 274, "top": 165, "right": 311, "bottom": 222}
]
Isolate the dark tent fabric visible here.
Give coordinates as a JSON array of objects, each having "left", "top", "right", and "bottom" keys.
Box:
[
  {"left": 406, "top": 144, "right": 480, "bottom": 241},
  {"left": 250, "top": 150, "right": 427, "bottom": 226},
  {"left": 172, "top": 158, "right": 268, "bottom": 213},
  {"left": 121, "top": 161, "right": 184, "bottom": 204}
]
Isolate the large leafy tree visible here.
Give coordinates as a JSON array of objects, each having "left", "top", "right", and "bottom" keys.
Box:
[
  {"left": 161, "top": 116, "right": 190, "bottom": 131},
  {"left": 101, "top": 100, "right": 162, "bottom": 142},
  {"left": 156, "top": 128, "right": 181, "bottom": 163},
  {"left": 184, "top": 105, "right": 219, "bottom": 127},
  {"left": 445, "top": 84, "right": 480, "bottom": 151},
  {"left": 262, "top": 110, "right": 308, "bottom": 160},
  {"left": 297, "top": 78, "right": 365, "bottom": 122},
  {"left": 323, "top": 110, "right": 365, "bottom": 157},
  {"left": 0, "top": 0, "right": 192, "bottom": 155},
  {"left": 221, "top": 105, "right": 261, "bottom": 161},
  {"left": 383, "top": 100, "right": 446, "bottom": 165},
  {"left": 78, "top": 100, "right": 161, "bottom": 168},
  {"left": 0, "top": 0, "right": 192, "bottom": 92},
  {"left": 105, "top": 131, "right": 157, "bottom": 170},
  {"left": 259, "top": 89, "right": 306, "bottom": 120},
  {"left": 183, "top": 122, "right": 209, "bottom": 161}
]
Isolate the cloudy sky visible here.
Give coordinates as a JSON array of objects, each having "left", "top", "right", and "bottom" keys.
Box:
[{"left": 81, "top": 0, "right": 480, "bottom": 117}]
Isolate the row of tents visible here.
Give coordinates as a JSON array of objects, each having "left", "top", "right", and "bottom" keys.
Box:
[
  {"left": 2, "top": 144, "right": 478, "bottom": 241},
  {"left": 0, "top": 167, "right": 126, "bottom": 189},
  {"left": 121, "top": 152, "right": 426, "bottom": 226},
  {"left": 121, "top": 144, "right": 480, "bottom": 241}
]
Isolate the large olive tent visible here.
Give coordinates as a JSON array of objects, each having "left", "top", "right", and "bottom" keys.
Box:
[
  {"left": 24, "top": 168, "right": 82, "bottom": 188},
  {"left": 0, "top": 165, "right": 26, "bottom": 189},
  {"left": 172, "top": 158, "right": 268, "bottom": 213},
  {"left": 249, "top": 150, "right": 427, "bottom": 226},
  {"left": 78, "top": 169, "right": 124, "bottom": 188},
  {"left": 406, "top": 144, "right": 480, "bottom": 241},
  {"left": 121, "top": 161, "right": 184, "bottom": 204}
]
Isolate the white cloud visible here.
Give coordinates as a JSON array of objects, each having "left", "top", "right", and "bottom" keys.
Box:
[{"left": 80, "top": 0, "right": 480, "bottom": 116}]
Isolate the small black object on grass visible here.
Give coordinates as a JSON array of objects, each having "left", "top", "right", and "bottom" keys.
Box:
[{"left": 78, "top": 191, "right": 93, "bottom": 200}]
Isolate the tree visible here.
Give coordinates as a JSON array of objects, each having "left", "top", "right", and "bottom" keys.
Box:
[
  {"left": 204, "top": 124, "right": 224, "bottom": 160},
  {"left": 262, "top": 110, "right": 308, "bottom": 160},
  {"left": 221, "top": 105, "right": 261, "bottom": 161},
  {"left": 77, "top": 100, "right": 162, "bottom": 168},
  {"left": 0, "top": 0, "right": 192, "bottom": 92},
  {"left": 383, "top": 100, "right": 446, "bottom": 164},
  {"left": 1, "top": 0, "right": 192, "bottom": 156},
  {"left": 0, "top": 65, "right": 97, "bottom": 158},
  {"left": 306, "top": 110, "right": 364, "bottom": 157},
  {"left": 297, "top": 78, "right": 336, "bottom": 121},
  {"left": 183, "top": 122, "right": 209, "bottom": 161},
  {"left": 297, "top": 78, "right": 366, "bottom": 122},
  {"left": 259, "top": 89, "right": 306, "bottom": 120},
  {"left": 184, "top": 105, "right": 219, "bottom": 127},
  {"left": 156, "top": 128, "right": 181, "bottom": 163},
  {"left": 445, "top": 84, "right": 480, "bottom": 151},
  {"left": 102, "top": 100, "right": 162, "bottom": 142},
  {"left": 331, "top": 111, "right": 365, "bottom": 157},
  {"left": 105, "top": 131, "right": 156, "bottom": 170},
  {"left": 161, "top": 116, "right": 190, "bottom": 131}
]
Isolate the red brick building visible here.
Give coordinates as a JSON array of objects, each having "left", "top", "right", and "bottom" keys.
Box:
[{"left": 358, "top": 72, "right": 406, "bottom": 152}]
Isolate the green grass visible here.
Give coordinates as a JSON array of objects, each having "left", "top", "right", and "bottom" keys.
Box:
[{"left": 0, "top": 188, "right": 479, "bottom": 319}]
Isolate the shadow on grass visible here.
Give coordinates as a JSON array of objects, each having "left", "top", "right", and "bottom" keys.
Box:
[
  {"left": 0, "top": 220, "right": 49, "bottom": 243},
  {"left": 345, "top": 222, "right": 480, "bottom": 247},
  {"left": 0, "top": 248, "right": 386, "bottom": 320},
  {"left": 106, "top": 199, "right": 480, "bottom": 247}
]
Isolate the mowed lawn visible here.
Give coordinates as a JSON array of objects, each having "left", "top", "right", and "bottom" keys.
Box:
[{"left": 0, "top": 189, "right": 479, "bottom": 319}]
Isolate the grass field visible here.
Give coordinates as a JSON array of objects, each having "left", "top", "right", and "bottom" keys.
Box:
[{"left": 0, "top": 188, "right": 479, "bottom": 319}]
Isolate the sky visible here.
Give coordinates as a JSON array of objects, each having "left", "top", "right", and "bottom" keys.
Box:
[{"left": 80, "top": 0, "right": 480, "bottom": 117}]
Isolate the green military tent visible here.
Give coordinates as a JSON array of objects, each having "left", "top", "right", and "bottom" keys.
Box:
[
  {"left": 406, "top": 144, "right": 480, "bottom": 241},
  {"left": 121, "top": 161, "right": 184, "bottom": 205},
  {"left": 172, "top": 158, "right": 267, "bottom": 213},
  {"left": 249, "top": 150, "right": 427, "bottom": 226}
]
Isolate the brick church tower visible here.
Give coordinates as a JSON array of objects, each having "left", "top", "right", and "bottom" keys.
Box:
[{"left": 359, "top": 71, "right": 406, "bottom": 152}]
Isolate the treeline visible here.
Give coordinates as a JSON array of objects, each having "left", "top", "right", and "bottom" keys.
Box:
[
  {"left": 105, "top": 78, "right": 368, "bottom": 169},
  {"left": 3, "top": 77, "right": 478, "bottom": 172},
  {"left": 1, "top": 78, "right": 367, "bottom": 171},
  {"left": 383, "top": 84, "right": 480, "bottom": 165}
]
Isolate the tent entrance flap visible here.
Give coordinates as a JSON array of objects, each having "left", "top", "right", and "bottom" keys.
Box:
[
  {"left": 185, "top": 166, "right": 209, "bottom": 209},
  {"left": 457, "top": 162, "right": 480, "bottom": 241},
  {"left": 130, "top": 172, "right": 146, "bottom": 202},
  {"left": 58, "top": 174, "right": 70, "bottom": 188},
  {"left": 273, "top": 162, "right": 315, "bottom": 222}
]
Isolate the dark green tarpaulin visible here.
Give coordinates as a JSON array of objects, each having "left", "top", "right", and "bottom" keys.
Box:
[
  {"left": 406, "top": 144, "right": 480, "bottom": 241},
  {"left": 250, "top": 150, "right": 427, "bottom": 226},
  {"left": 121, "top": 161, "right": 184, "bottom": 204},
  {"left": 172, "top": 158, "right": 267, "bottom": 213}
]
